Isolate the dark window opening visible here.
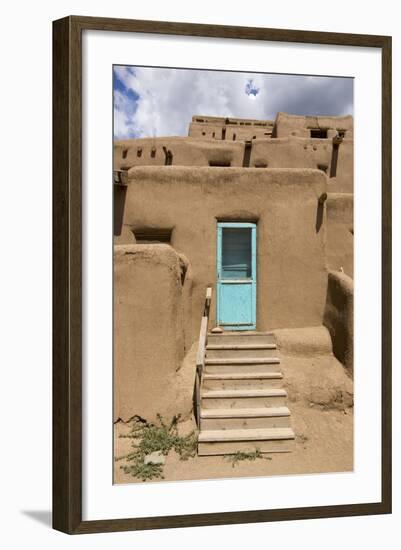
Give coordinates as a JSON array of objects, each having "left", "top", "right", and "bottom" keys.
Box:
[
  {"left": 310, "top": 128, "right": 328, "bottom": 139},
  {"left": 209, "top": 160, "right": 231, "bottom": 167},
  {"left": 137, "top": 147, "right": 142, "bottom": 157},
  {"left": 242, "top": 141, "right": 252, "bottom": 167},
  {"left": 202, "top": 131, "right": 206, "bottom": 136},
  {"left": 122, "top": 148, "right": 128, "bottom": 159},
  {"left": 212, "top": 132, "right": 215, "bottom": 138},
  {"left": 233, "top": 133, "right": 236, "bottom": 141},
  {"left": 162, "top": 146, "right": 173, "bottom": 166},
  {"left": 133, "top": 228, "right": 173, "bottom": 243},
  {"left": 222, "top": 127, "right": 226, "bottom": 140},
  {"left": 151, "top": 147, "right": 156, "bottom": 158},
  {"left": 222, "top": 227, "right": 252, "bottom": 279}
]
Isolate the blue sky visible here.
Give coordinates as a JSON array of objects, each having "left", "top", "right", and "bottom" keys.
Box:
[{"left": 113, "top": 66, "right": 353, "bottom": 140}]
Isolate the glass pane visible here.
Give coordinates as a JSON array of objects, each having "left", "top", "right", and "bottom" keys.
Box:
[{"left": 221, "top": 227, "right": 252, "bottom": 279}]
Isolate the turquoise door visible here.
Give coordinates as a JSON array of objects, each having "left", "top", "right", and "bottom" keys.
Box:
[{"left": 217, "top": 222, "right": 257, "bottom": 330}]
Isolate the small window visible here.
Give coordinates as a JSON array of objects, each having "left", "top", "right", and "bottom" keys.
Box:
[
  {"left": 233, "top": 133, "right": 236, "bottom": 141},
  {"left": 122, "top": 148, "right": 128, "bottom": 159},
  {"left": 151, "top": 147, "right": 156, "bottom": 158},
  {"left": 310, "top": 129, "right": 328, "bottom": 139},
  {"left": 209, "top": 160, "right": 231, "bottom": 167},
  {"left": 137, "top": 147, "right": 142, "bottom": 157},
  {"left": 133, "top": 228, "right": 173, "bottom": 243}
]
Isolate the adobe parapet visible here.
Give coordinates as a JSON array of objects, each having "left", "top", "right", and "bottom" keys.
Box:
[
  {"left": 189, "top": 114, "right": 275, "bottom": 140},
  {"left": 273, "top": 112, "right": 353, "bottom": 139},
  {"left": 114, "top": 113, "right": 354, "bottom": 193}
]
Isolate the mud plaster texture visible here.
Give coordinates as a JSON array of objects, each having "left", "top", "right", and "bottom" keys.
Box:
[
  {"left": 114, "top": 244, "right": 196, "bottom": 422},
  {"left": 113, "top": 112, "right": 354, "bottom": 463},
  {"left": 116, "top": 167, "right": 328, "bottom": 338},
  {"left": 324, "top": 271, "right": 354, "bottom": 375},
  {"left": 114, "top": 326, "right": 353, "bottom": 483},
  {"left": 326, "top": 193, "right": 353, "bottom": 277}
]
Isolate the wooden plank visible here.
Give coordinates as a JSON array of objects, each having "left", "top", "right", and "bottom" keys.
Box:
[
  {"left": 205, "top": 357, "right": 280, "bottom": 365},
  {"left": 198, "top": 427, "right": 295, "bottom": 442},
  {"left": 206, "top": 344, "right": 276, "bottom": 350},
  {"left": 196, "top": 316, "right": 209, "bottom": 368},
  {"left": 201, "top": 406, "right": 290, "bottom": 418},
  {"left": 203, "top": 372, "right": 282, "bottom": 380},
  {"left": 194, "top": 369, "right": 201, "bottom": 428},
  {"left": 202, "top": 388, "right": 287, "bottom": 398}
]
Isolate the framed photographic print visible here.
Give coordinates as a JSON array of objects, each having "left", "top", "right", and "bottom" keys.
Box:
[{"left": 52, "top": 16, "right": 392, "bottom": 534}]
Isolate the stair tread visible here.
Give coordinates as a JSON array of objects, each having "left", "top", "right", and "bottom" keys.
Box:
[
  {"left": 198, "top": 427, "right": 295, "bottom": 442},
  {"left": 206, "top": 344, "right": 276, "bottom": 350},
  {"left": 208, "top": 331, "right": 274, "bottom": 336},
  {"left": 205, "top": 357, "right": 280, "bottom": 365},
  {"left": 202, "top": 388, "right": 287, "bottom": 398},
  {"left": 203, "top": 372, "right": 282, "bottom": 380},
  {"left": 201, "top": 406, "right": 290, "bottom": 418}
]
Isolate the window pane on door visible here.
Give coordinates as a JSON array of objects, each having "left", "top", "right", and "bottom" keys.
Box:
[{"left": 221, "top": 227, "right": 252, "bottom": 279}]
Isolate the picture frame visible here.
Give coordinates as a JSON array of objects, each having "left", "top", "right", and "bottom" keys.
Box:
[{"left": 52, "top": 15, "right": 392, "bottom": 534}]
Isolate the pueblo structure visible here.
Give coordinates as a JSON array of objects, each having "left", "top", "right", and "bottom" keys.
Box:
[{"left": 113, "top": 112, "right": 353, "bottom": 457}]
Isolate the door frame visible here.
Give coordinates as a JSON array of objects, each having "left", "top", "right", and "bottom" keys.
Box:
[{"left": 216, "top": 221, "right": 257, "bottom": 330}]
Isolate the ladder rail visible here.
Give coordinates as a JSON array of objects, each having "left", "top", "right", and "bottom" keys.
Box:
[{"left": 194, "top": 286, "right": 212, "bottom": 429}]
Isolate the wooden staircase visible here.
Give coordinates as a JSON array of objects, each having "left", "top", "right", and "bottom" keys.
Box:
[{"left": 197, "top": 332, "right": 295, "bottom": 456}]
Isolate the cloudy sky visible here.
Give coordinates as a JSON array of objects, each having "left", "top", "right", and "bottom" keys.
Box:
[{"left": 114, "top": 65, "right": 353, "bottom": 140}]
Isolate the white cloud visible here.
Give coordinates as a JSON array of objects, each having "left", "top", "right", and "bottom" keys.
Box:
[{"left": 113, "top": 67, "right": 353, "bottom": 139}]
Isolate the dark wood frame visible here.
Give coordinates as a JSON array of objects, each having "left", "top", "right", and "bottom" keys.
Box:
[{"left": 53, "top": 15, "right": 392, "bottom": 534}]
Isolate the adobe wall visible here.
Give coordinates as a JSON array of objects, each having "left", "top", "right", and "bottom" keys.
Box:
[
  {"left": 114, "top": 244, "right": 194, "bottom": 422},
  {"left": 114, "top": 137, "right": 245, "bottom": 171},
  {"left": 188, "top": 115, "right": 274, "bottom": 141},
  {"left": 273, "top": 112, "right": 354, "bottom": 139},
  {"left": 323, "top": 271, "right": 354, "bottom": 375},
  {"left": 250, "top": 137, "right": 353, "bottom": 193},
  {"left": 326, "top": 193, "right": 353, "bottom": 277},
  {"left": 189, "top": 122, "right": 274, "bottom": 141},
  {"left": 114, "top": 135, "right": 353, "bottom": 193},
  {"left": 117, "top": 167, "right": 328, "bottom": 342}
]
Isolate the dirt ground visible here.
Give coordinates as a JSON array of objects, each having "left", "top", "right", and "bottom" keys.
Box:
[{"left": 114, "top": 342, "right": 353, "bottom": 484}]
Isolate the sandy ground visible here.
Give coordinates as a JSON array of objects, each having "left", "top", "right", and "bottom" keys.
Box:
[{"left": 114, "top": 347, "right": 353, "bottom": 484}]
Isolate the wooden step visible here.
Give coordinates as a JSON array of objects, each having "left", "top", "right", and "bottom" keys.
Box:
[
  {"left": 204, "top": 362, "right": 282, "bottom": 375},
  {"left": 207, "top": 333, "right": 275, "bottom": 345},
  {"left": 201, "top": 406, "right": 291, "bottom": 430},
  {"left": 201, "top": 388, "right": 287, "bottom": 408},
  {"left": 205, "top": 357, "right": 280, "bottom": 365},
  {"left": 198, "top": 427, "right": 295, "bottom": 456},
  {"left": 206, "top": 347, "right": 278, "bottom": 359},
  {"left": 202, "top": 372, "right": 283, "bottom": 390},
  {"left": 206, "top": 344, "right": 277, "bottom": 350}
]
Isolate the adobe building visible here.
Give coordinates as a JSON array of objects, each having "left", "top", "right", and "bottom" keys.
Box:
[{"left": 113, "top": 112, "right": 354, "bottom": 456}]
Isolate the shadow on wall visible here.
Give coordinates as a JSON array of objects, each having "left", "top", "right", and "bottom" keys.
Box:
[
  {"left": 323, "top": 270, "right": 354, "bottom": 376},
  {"left": 315, "top": 192, "right": 328, "bottom": 233},
  {"left": 114, "top": 186, "right": 127, "bottom": 236}
]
